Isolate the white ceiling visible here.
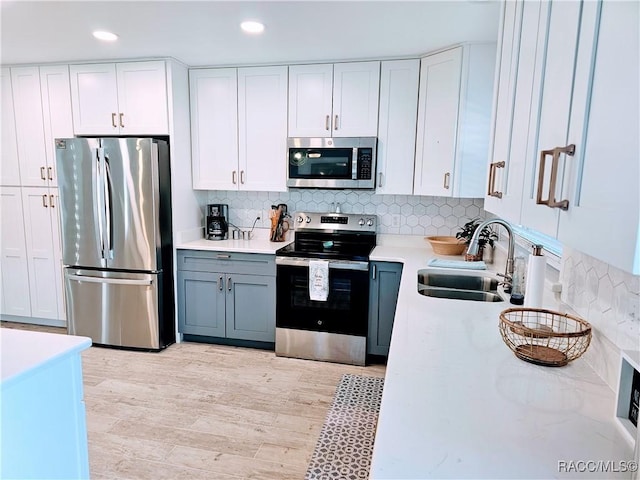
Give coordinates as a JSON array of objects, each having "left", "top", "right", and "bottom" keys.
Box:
[{"left": 1, "top": 1, "right": 501, "bottom": 67}]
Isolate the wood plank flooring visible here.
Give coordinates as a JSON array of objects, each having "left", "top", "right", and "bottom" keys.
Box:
[{"left": 1, "top": 322, "right": 386, "bottom": 479}]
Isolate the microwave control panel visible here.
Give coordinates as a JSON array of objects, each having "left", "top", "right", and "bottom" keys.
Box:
[{"left": 356, "top": 148, "right": 373, "bottom": 180}]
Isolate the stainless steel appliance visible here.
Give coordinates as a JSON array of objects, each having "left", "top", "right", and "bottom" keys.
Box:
[
  {"left": 55, "top": 137, "right": 175, "bottom": 350},
  {"left": 275, "top": 212, "right": 377, "bottom": 365},
  {"left": 287, "top": 137, "right": 377, "bottom": 189},
  {"left": 206, "top": 204, "right": 229, "bottom": 240}
]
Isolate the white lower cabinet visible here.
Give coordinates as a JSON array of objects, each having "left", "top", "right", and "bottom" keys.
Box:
[
  {"left": 414, "top": 44, "right": 496, "bottom": 198},
  {"left": 485, "top": 0, "right": 639, "bottom": 274}
]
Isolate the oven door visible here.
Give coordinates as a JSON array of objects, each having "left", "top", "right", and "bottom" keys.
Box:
[
  {"left": 287, "top": 147, "right": 356, "bottom": 188},
  {"left": 275, "top": 257, "right": 369, "bottom": 336}
]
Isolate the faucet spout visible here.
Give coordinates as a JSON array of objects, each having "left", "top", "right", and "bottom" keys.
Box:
[{"left": 467, "top": 218, "right": 515, "bottom": 289}]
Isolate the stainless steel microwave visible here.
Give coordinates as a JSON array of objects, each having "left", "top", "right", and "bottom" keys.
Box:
[{"left": 287, "top": 137, "right": 377, "bottom": 189}]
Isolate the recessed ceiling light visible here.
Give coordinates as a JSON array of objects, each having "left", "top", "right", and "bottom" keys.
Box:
[
  {"left": 240, "top": 21, "right": 265, "bottom": 34},
  {"left": 93, "top": 30, "right": 118, "bottom": 42}
]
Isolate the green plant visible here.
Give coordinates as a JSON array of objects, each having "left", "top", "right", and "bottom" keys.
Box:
[{"left": 455, "top": 218, "right": 498, "bottom": 247}]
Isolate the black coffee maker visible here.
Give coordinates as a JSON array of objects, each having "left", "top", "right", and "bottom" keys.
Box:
[{"left": 206, "top": 204, "right": 229, "bottom": 240}]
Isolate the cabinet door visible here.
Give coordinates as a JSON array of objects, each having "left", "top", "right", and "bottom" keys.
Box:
[
  {"left": 520, "top": 0, "right": 582, "bottom": 237},
  {"left": 177, "top": 270, "right": 226, "bottom": 337},
  {"left": 559, "top": 1, "right": 640, "bottom": 274},
  {"left": 40, "top": 65, "right": 74, "bottom": 188},
  {"left": 49, "top": 188, "right": 65, "bottom": 320},
  {"left": 288, "top": 64, "right": 333, "bottom": 137},
  {"left": 69, "top": 63, "right": 119, "bottom": 135},
  {"left": 21, "top": 187, "right": 62, "bottom": 319},
  {"left": 0, "top": 187, "right": 31, "bottom": 316},
  {"left": 376, "top": 59, "right": 420, "bottom": 195},
  {"left": 225, "top": 274, "right": 275, "bottom": 343},
  {"left": 116, "top": 61, "right": 169, "bottom": 134},
  {"left": 413, "top": 48, "right": 462, "bottom": 196},
  {"left": 368, "top": 262, "right": 402, "bottom": 356},
  {"left": 189, "top": 68, "right": 238, "bottom": 190},
  {"left": 1, "top": 68, "right": 20, "bottom": 186},
  {"left": 11, "top": 67, "right": 48, "bottom": 187},
  {"left": 238, "top": 66, "right": 288, "bottom": 192},
  {"left": 332, "top": 61, "right": 380, "bottom": 137}
]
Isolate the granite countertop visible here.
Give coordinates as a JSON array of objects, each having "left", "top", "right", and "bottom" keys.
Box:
[{"left": 369, "top": 237, "right": 635, "bottom": 479}]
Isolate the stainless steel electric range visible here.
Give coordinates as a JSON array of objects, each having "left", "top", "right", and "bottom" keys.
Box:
[{"left": 275, "top": 212, "right": 377, "bottom": 366}]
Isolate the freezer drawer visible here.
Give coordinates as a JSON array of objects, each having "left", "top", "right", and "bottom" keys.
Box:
[{"left": 65, "top": 268, "right": 162, "bottom": 349}]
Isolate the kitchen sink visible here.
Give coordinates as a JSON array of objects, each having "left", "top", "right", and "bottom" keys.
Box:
[{"left": 417, "top": 269, "right": 504, "bottom": 302}]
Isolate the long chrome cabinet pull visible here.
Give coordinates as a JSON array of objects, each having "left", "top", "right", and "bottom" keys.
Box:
[
  {"left": 334, "top": 115, "right": 339, "bottom": 130},
  {"left": 49, "top": 195, "right": 55, "bottom": 208},
  {"left": 216, "top": 254, "right": 231, "bottom": 259},
  {"left": 218, "top": 276, "right": 223, "bottom": 291},
  {"left": 487, "top": 161, "right": 505, "bottom": 198},
  {"left": 372, "top": 264, "right": 377, "bottom": 280},
  {"left": 232, "top": 171, "right": 237, "bottom": 184},
  {"left": 47, "top": 166, "right": 53, "bottom": 181},
  {"left": 111, "top": 113, "right": 117, "bottom": 128},
  {"left": 40, "top": 166, "right": 46, "bottom": 180},
  {"left": 119, "top": 113, "right": 125, "bottom": 128},
  {"left": 240, "top": 170, "right": 245, "bottom": 184},
  {"left": 536, "top": 144, "right": 575, "bottom": 210},
  {"left": 42, "top": 194, "right": 48, "bottom": 207},
  {"left": 227, "top": 277, "right": 232, "bottom": 291},
  {"left": 378, "top": 172, "right": 383, "bottom": 187},
  {"left": 325, "top": 115, "right": 330, "bottom": 131},
  {"left": 443, "top": 172, "right": 451, "bottom": 190}
]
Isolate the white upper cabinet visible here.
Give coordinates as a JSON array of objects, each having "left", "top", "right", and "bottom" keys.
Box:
[
  {"left": 485, "top": 0, "right": 639, "bottom": 274},
  {"left": 1, "top": 68, "right": 20, "bottom": 186},
  {"left": 414, "top": 44, "right": 495, "bottom": 198},
  {"left": 376, "top": 59, "right": 420, "bottom": 195},
  {"left": 288, "top": 61, "right": 380, "bottom": 137},
  {"left": 10, "top": 67, "right": 47, "bottom": 187},
  {"left": 190, "top": 65, "right": 288, "bottom": 192},
  {"left": 190, "top": 68, "right": 238, "bottom": 190},
  {"left": 237, "top": 66, "right": 288, "bottom": 192},
  {"left": 70, "top": 61, "right": 168, "bottom": 135}
]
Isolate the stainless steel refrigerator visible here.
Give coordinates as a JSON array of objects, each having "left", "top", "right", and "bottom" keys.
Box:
[{"left": 55, "top": 137, "right": 175, "bottom": 350}]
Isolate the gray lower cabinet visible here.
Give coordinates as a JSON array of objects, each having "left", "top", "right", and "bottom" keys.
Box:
[
  {"left": 368, "top": 261, "right": 403, "bottom": 356},
  {"left": 177, "top": 250, "right": 276, "bottom": 343}
]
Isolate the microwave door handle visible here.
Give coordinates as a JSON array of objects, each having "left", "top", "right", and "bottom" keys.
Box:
[{"left": 352, "top": 148, "right": 358, "bottom": 180}]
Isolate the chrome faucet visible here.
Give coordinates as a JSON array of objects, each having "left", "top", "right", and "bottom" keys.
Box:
[{"left": 467, "top": 218, "right": 515, "bottom": 291}]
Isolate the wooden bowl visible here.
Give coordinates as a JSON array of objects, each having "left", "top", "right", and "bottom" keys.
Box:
[{"left": 424, "top": 236, "right": 467, "bottom": 255}]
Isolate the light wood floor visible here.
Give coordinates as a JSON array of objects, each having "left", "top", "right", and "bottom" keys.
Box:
[{"left": 2, "top": 322, "right": 386, "bottom": 479}]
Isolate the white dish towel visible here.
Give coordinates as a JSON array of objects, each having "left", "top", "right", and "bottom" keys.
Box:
[{"left": 309, "top": 260, "right": 329, "bottom": 301}]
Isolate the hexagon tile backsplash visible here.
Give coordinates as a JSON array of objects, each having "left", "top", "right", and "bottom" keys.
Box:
[{"left": 206, "top": 190, "right": 486, "bottom": 236}]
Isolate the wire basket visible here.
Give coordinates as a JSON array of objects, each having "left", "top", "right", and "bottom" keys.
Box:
[{"left": 499, "top": 308, "right": 592, "bottom": 367}]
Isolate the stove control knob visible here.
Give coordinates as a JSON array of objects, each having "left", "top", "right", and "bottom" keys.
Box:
[
  {"left": 306, "top": 216, "right": 312, "bottom": 223},
  {"left": 297, "top": 215, "right": 304, "bottom": 223},
  {"left": 358, "top": 218, "right": 365, "bottom": 226},
  {"left": 367, "top": 218, "right": 374, "bottom": 227}
]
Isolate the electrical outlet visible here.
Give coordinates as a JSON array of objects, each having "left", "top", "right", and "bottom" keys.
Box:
[{"left": 391, "top": 214, "right": 401, "bottom": 228}]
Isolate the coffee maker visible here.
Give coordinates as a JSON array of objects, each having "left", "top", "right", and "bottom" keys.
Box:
[{"left": 206, "top": 204, "right": 229, "bottom": 240}]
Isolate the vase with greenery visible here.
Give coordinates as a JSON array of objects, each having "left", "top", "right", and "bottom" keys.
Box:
[{"left": 455, "top": 218, "right": 498, "bottom": 261}]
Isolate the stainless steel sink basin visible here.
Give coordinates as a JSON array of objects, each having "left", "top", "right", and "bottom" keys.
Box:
[
  {"left": 417, "top": 285, "right": 504, "bottom": 302},
  {"left": 417, "top": 269, "right": 504, "bottom": 302},
  {"left": 417, "top": 271, "right": 499, "bottom": 292}
]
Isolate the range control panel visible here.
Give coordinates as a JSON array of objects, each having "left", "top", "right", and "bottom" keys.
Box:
[{"left": 294, "top": 212, "right": 377, "bottom": 232}]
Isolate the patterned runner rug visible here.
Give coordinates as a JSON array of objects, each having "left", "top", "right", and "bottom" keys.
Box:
[{"left": 305, "top": 373, "right": 385, "bottom": 480}]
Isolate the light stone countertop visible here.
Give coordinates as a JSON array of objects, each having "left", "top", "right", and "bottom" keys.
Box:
[
  {"left": 369, "top": 237, "right": 635, "bottom": 479},
  {"left": 176, "top": 228, "right": 293, "bottom": 255}
]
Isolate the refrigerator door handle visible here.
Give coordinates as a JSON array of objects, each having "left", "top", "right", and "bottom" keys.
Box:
[
  {"left": 94, "top": 147, "right": 106, "bottom": 259},
  {"left": 103, "top": 154, "right": 114, "bottom": 259},
  {"left": 66, "top": 274, "right": 153, "bottom": 286}
]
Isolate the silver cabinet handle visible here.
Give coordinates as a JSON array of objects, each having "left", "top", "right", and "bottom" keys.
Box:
[
  {"left": 378, "top": 172, "right": 383, "bottom": 188},
  {"left": 47, "top": 166, "right": 53, "bottom": 181},
  {"left": 325, "top": 115, "right": 330, "bottom": 131},
  {"left": 536, "top": 144, "right": 575, "bottom": 210},
  {"left": 119, "top": 113, "right": 125, "bottom": 128},
  {"left": 227, "top": 276, "right": 232, "bottom": 291},
  {"left": 40, "top": 166, "right": 46, "bottom": 180},
  {"left": 372, "top": 264, "right": 377, "bottom": 280},
  {"left": 334, "top": 115, "right": 339, "bottom": 130},
  {"left": 487, "top": 161, "right": 505, "bottom": 198},
  {"left": 232, "top": 170, "right": 237, "bottom": 184},
  {"left": 216, "top": 254, "right": 231, "bottom": 259},
  {"left": 49, "top": 194, "right": 55, "bottom": 208},
  {"left": 240, "top": 170, "right": 245, "bottom": 184},
  {"left": 111, "top": 113, "right": 117, "bottom": 128},
  {"left": 218, "top": 275, "right": 223, "bottom": 291},
  {"left": 42, "top": 194, "right": 48, "bottom": 208},
  {"left": 443, "top": 172, "right": 450, "bottom": 189}
]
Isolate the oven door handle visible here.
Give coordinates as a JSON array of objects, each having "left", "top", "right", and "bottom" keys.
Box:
[{"left": 276, "top": 257, "right": 369, "bottom": 271}]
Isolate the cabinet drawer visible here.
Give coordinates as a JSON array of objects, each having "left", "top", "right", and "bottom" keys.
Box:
[{"left": 177, "top": 250, "right": 275, "bottom": 276}]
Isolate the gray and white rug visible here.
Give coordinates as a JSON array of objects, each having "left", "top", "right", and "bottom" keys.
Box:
[{"left": 305, "top": 373, "right": 385, "bottom": 480}]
